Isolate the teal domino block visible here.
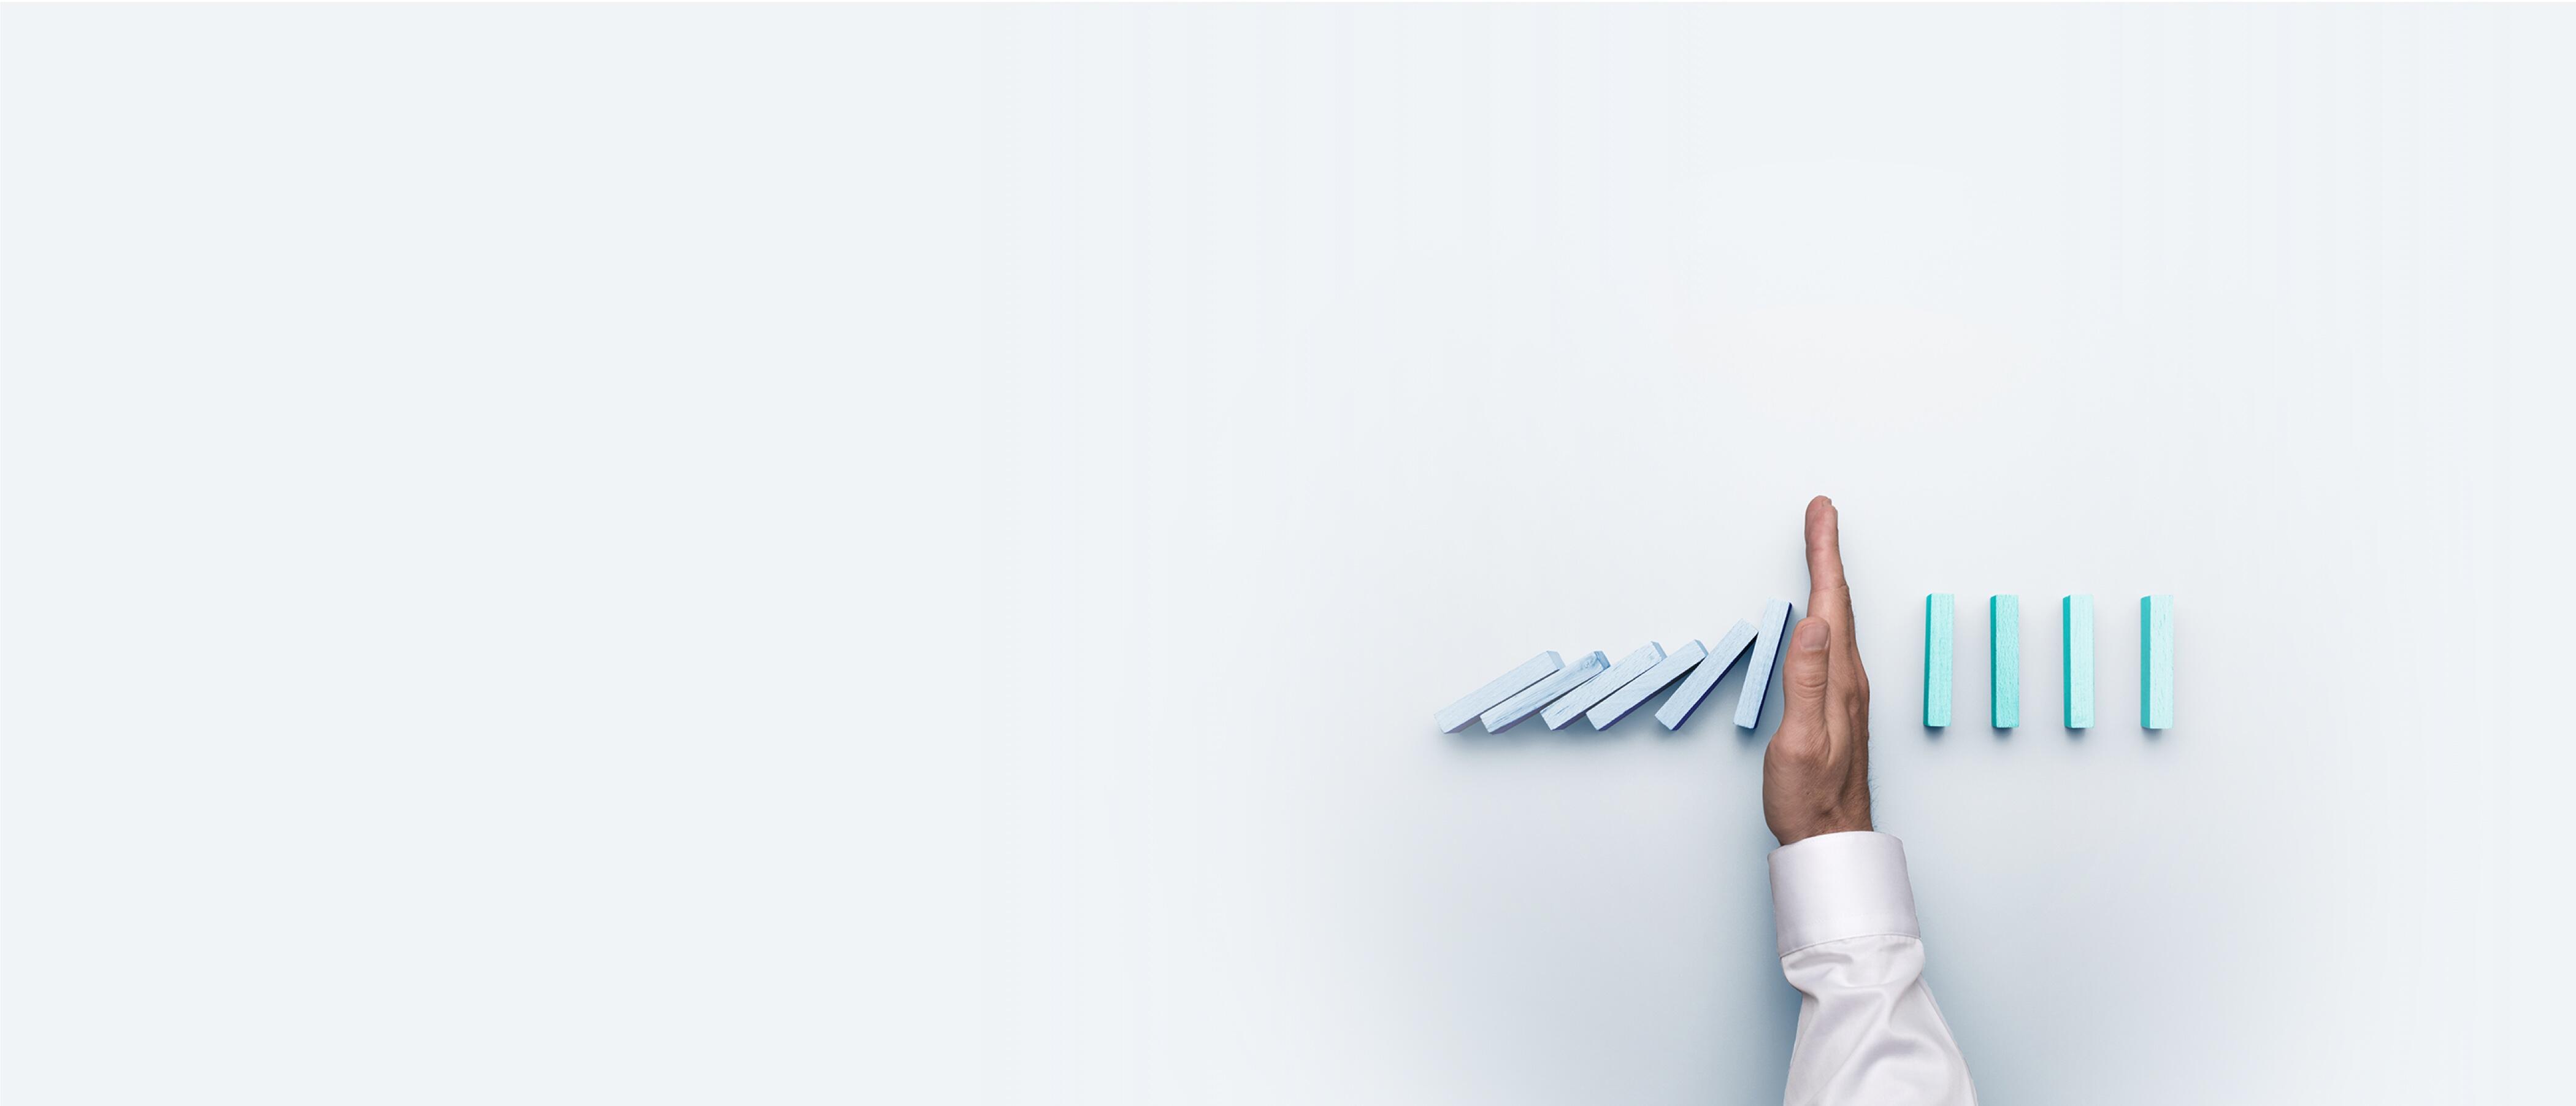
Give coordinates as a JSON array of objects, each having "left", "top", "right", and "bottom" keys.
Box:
[
  {"left": 1990, "top": 595, "right": 2020, "bottom": 728},
  {"left": 2141, "top": 595, "right": 2174, "bottom": 729},
  {"left": 2061, "top": 595, "right": 2095, "bottom": 729},
  {"left": 1923, "top": 594, "right": 1954, "bottom": 728}
]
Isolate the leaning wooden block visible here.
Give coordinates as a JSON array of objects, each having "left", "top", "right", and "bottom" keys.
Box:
[
  {"left": 1482, "top": 651, "right": 1609, "bottom": 732},
  {"left": 1734, "top": 599, "right": 1795, "bottom": 729},
  {"left": 2141, "top": 595, "right": 2174, "bottom": 729},
  {"left": 1990, "top": 595, "right": 2020, "bottom": 728},
  {"left": 1435, "top": 651, "right": 1564, "bottom": 733},
  {"left": 1923, "top": 594, "right": 1955, "bottom": 728},
  {"left": 2061, "top": 595, "right": 2095, "bottom": 729},
  {"left": 1587, "top": 639, "right": 1708, "bottom": 729},
  {"left": 1655, "top": 619, "right": 1758, "bottom": 730},
  {"left": 1543, "top": 642, "right": 1666, "bottom": 730}
]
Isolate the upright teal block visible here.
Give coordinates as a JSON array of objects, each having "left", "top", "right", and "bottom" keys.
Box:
[
  {"left": 1990, "top": 595, "right": 2020, "bottom": 728},
  {"left": 1923, "top": 594, "right": 1954, "bottom": 728},
  {"left": 2061, "top": 595, "right": 2095, "bottom": 729},
  {"left": 2141, "top": 595, "right": 2174, "bottom": 729}
]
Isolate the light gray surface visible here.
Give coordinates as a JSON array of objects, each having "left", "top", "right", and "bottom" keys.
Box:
[{"left": 4, "top": 6, "right": 2574, "bottom": 1106}]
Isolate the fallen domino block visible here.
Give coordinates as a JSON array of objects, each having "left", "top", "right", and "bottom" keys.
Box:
[
  {"left": 1990, "top": 595, "right": 2020, "bottom": 728},
  {"left": 2062, "top": 595, "right": 2095, "bottom": 729},
  {"left": 2141, "top": 595, "right": 2174, "bottom": 729},
  {"left": 1924, "top": 594, "right": 1954, "bottom": 728},
  {"left": 1435, "top": 651, "right": 1565, "bottom": 733},
  {"left": 1656, "top": 619, "right": 1758, "bottom": 730},
  {"left": 1734, "top": 599, "right": 1794, "bottom": 729},
  {"left": 1543, "top": 642, "right": 1666, "bottom": 730},
  {"left": 1482, "top": 651, "right": 1608, "bottom": 732},
  {"left": 1587, "top": 639, "right": 1708, "bottom": 729}
]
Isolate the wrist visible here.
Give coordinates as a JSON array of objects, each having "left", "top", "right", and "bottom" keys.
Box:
[{"left": 1773, "top": 810, "right": 1871, "bottom": 847}]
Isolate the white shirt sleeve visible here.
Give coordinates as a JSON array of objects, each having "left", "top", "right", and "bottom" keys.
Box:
[{"left": 1768, "top": 831, "right": 1976, "bottom": 1106}]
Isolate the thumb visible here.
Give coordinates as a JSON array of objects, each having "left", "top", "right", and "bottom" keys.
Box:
[{"left": 1777, "top": 616, "right": 1831, "bottom": 742}]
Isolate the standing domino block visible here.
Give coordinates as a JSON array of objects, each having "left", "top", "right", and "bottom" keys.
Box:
[
  {"left": 1482, "top": 651, "right": 1608, "bottom": 732},
  {"left": 1655, "top": 619, "right": 1758, "bottom": 731},
  {"left": 1733, "top": 600, "right": 1795, "bottom": 729},
  {"left": 1587, "top": 639, "right": 1708, "bottom": 729},
  {"left": 1435, "top": 651, "right": 1564, "bottom": 733},
  {"left": 1543, "top": 642, "right": 1666, "bottom": 730},
  {"left": 2061, "top": 595, "right": 2095, "bottom": 729},
  {"left": 2141, "top": 595, "right": 2174, "bottom": 729},
  {"left": 1923, "top": 594, "right": 1955, "bottom": 728},
  {"left": 1990, "top": 596, "right": 2020, "bottom": 729}
]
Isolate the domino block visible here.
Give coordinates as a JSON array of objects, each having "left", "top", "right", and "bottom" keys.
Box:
[
  {"left": 2141, "top": 595, "right": 2174, "bottom": 729},
  {"left": 1655, "top": 619, "right": 1758, "bottom": 730},
  {"left": 1543, "top": 642, "right": 1666, "bottom": 730},
  {"left": 1435, "top": 651, "right": 1564, "bottom": 733},
  {"left": 1482, "top": 651, "right": 1609, "bottom": 732},
  {"left": 1734, "top": 600, "right": 1795, "bottom": 729},
  {"left": 1923, "top": 594, "right": 1955, "bottom": 728},
  {"left": 2061, "top": 595, "right": 2095, "bottom": 729},
  {"left": 1990, "top": 595, "right": 2020, "bottom": 728},
  {"left": 1587, "top": 639, "right": 1708, "bottom": 729}
]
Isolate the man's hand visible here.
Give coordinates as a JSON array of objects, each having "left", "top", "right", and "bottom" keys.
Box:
[{"left": 1763, "top": 496, "right": 1874, "bottom": 846}]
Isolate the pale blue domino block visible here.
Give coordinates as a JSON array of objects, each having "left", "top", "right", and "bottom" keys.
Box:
[
  {"left": 1733, "top": 599, "right": 1795, "bottom": 729},
  {"left": 1923, "top": 594, "right": 1954, "bottom": 727},
  {"left": 1655, "top": 619, "right": 1758, "bottom": 731},
  {"left": 1543, "top": 642, "right": 1666, "bottom": 730},
  {"left": 1435, "top": 651, "right": 1563, "bottom": 733},
  {"left": 1482, "top": 651, "right": 1608, "bottom": 733},
  {"left": 2141, "top": 595, "right": 2174, "bottom": 729},
  {"left": 1587, "top": 640, "right": 1708, "bottom": 729},
  {"left": 2062, "top": 595, "right": 2095, "bottom": 729},
  {"left": 1990, "top": 596, "right": 2020, "bottom": 728}
]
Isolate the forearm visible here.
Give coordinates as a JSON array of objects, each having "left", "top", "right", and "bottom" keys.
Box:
[{"left": 1771, "top": 832, "right": 1974, "bottom": 1106}]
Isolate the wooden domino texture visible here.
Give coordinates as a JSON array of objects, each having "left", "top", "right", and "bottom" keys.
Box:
[
  {"left": 1734, "top": 599, "right": 1794, "bottom": 729},
  {"left": 1655, "top": 619, "right": 1758, "bottom": 731},
  {"left": 2061, "top": 594, "right": 2095, "bottom": 729},
  {"left": 1990, "top": 595, "right": 2019, "bottom": 729},
  {"left": 1435, "top": 651, "right": 1563, "bottom": 734},
  {"left": 1482, "top": 651, "right": 1608, "bottom": 733},
  {"left": 2141, "top": 594, "right": 2174, "bottom": 729},
  {"left": 1543, "top": 642, "right": 1666, "bottom": 730}
]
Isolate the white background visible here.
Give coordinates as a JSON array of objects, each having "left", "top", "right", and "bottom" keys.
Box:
[{"left": 5, "top": 6, "right": 2573, "bottom": 1104}]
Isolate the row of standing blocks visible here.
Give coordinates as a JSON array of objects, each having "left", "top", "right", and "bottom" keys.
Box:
[
  {"left": 1435, "top": 601, "right": 1797, "bottom": 734},
  {"left": 1435, "top": 594, "right": 2175, "bottom": 735},
  {"left": 1925, "top": 594, "right": 2174, "bottom": 730}
]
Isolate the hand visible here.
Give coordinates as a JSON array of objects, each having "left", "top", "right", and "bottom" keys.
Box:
[{"left": 1763, "top": 496, "right": 1875, "bottom": 846}]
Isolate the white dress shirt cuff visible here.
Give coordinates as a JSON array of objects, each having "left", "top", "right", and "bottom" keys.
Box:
[{"left": 1768, "top": 831, "right": 1920, "bottom": 957}]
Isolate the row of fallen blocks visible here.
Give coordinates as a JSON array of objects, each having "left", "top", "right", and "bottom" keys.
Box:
[{"left": 1435, "top": 594, "right": 2175, "bottom": 735}]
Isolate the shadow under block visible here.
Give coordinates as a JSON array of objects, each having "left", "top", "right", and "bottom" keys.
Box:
[
  {"left": 1923, "top": 594, "right": 1955, "bottom": 727},
  {"left": 1482, "top": 651, "right": 1608, "bottom": 732},
  {"left": 2062, "top": 595, "right": 2095, "bottom": 729},
  {"left": 1588, "top": 639, "right": 1708, "bottom": 729},
  {"left": 1435, "top": 651, "right": 1564, "bottom": 733},
  {"left": 1544, "top": 642, "right": 1666, "bottom": 730},
  {"left": 2141, "top": 595, "right": 2174, "bottom": 729},
  {"left": 1990, "top": 595, "right": 2020, "bottom": 728},
  {"left": 1735, "top": 599, "right": 1795, "bottom": 729},
  {"left": 1655, "top": 619, "right": 1758, "bottom": 731}
]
